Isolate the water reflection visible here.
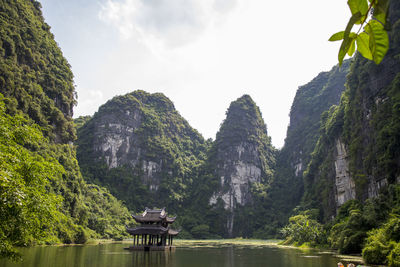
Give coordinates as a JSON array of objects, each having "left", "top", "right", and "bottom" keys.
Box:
[
  {"left": 131, "top": 251, "right": 173, "bottom": 267},
  {"left": 0, "top": 243, "right": 357, "bottom": 267}
]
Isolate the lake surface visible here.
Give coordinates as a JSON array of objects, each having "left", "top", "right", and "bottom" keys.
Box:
[{"left": 0, "top": 240, "right": 364, "bottom": 267}]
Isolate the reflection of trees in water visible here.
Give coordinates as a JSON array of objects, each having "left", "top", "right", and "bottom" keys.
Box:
[
  {"left": 225, "top": 247, "right": 234, "bottom": 267},
  {"left": 131, "top": 251, "right": 174, "bottom": 267}
]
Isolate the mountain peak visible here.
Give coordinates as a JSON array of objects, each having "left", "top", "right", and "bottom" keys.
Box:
[{"left": 217, "top": 94, "right": 268, "bottom": 145}]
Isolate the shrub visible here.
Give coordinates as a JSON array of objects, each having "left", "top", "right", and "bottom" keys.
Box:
[
  {"left": 388, "top": 243, "right": 400, "bottom": 267},
  {"left": 280, "top": 213, "right": 325, "bottom": 246}
]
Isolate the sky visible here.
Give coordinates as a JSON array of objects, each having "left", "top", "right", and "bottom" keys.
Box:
[{"left": 40, "top": 0, "right": 349, "bottom": 148}]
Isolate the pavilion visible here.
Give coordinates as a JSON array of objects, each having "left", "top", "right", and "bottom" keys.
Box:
[{"left": 125, "top": 207, "right": 179, "bottom": 251}]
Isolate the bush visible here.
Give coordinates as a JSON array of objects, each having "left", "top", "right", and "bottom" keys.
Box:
[
  {"left": 363, "top": 216, "right": 400, "bottom": 265},
  {"left": 75, "top": 226, "right": 89, "bottom": 244},
  {"left": 329, "top": 209, "right": 368, "bottom": 254},
  {"left": 362, "top": 239, "right": 391, "bottom": 265},
  {"left": 388, "top": 243, "right": 400, "bottom": 267},
  {"left": 280, "top": 213, "right": 325, "bottom": 246}
]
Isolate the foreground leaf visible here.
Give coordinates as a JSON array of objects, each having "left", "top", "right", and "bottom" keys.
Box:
[
  {"left": 339, "top": 12, "right": 363, "bottom": 65},
  {"left": 348, "top": 38, "right": 357, "bottom": 56},
  {"left": 348, "top": 0, "right": 369, "bottom": 23},
  {"left": 365, "top": 19, "right": 389, "bottom": 64},
  {"left": 356, "top": 32, "right": 373, "bottom": 60}
]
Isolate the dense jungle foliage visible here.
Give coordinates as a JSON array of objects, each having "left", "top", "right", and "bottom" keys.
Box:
[
  {"left": 0, "top": 94, "right": 133, "bottom": 259},
  {"left": 76, "top": 90, "right": 211, "bottom": 216},
  {"left": 0, "top": 0, "right": 133, "bottom": 260},
  {"left": 2, "top": 0, "right": 400, "bottom": 266},
  {"left": 0, "top": 0, "right": 75, "bottom": 143},
  {"left": 282, "top": 1, "right": 400, "bottom": 265}
]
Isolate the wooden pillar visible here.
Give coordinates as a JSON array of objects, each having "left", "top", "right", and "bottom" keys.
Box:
[{"left": 171, "top": 236, "right": 173, "bottom": 246}]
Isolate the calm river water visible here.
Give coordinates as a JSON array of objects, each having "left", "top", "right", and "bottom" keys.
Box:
[{"left": 0, "top": 241, "right": 363, "bottom": 267}]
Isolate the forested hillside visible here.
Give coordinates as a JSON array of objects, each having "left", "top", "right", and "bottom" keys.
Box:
[
  {"left": 76, "top": 90, "right": 211, "bottom": 214},
  {"left": 2, "top": 0, "right": 400, "bottom": 265},
  {"left": 0, "top": 0, "right": 132, "bottom": 259},
  {"left": 282, "top": 1, "right": 400, "bottom": 265},
  {"left": 185, "top": 95, "right": 276, "bottom": 238},
  {"left": 263, "top": 61, "right": 350, "bottom": 235}
]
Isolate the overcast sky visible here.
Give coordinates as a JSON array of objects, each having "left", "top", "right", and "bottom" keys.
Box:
[{"left": 40, "top": 0, "right": 349, "bottom": 148}]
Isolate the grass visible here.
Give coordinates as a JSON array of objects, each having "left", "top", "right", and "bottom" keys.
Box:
[{"left": 173, "top": 239, "right": 281, "bottom": 248}]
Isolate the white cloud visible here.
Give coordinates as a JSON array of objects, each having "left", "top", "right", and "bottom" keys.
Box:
[
  {"left": 42, "top": 0, "right": 350, "bottom": 148},
  {"left": 98, "top": 0, "right": 238, "bottom": 46},
  {"left": 98, "top": 0, "right": 137, "bottom": 39}
]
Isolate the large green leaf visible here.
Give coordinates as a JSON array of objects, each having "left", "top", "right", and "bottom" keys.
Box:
[
  {"left": 329, "top": 31, "right": 345, "bottom": 41},
  {"left": 348, "top": 0, "right": 369, "bottom": 23},
  {"left": 348, "top": 38, "right": 357, "bottom": 56},
  {"left": 356, "top": 32, "right": 373, "bottom": 60},
  {"left": 365, "top": 19, "right": 389, "bottom": 64},
  {"left": 329, "top": 31, "right": 357, "bottom": 41},
  {"left": 338, "top": 12, "right": 363, "bottom": 65}
]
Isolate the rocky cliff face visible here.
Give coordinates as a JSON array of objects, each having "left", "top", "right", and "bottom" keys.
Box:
[
  {"left": 262, "top": 62, "right": 349, "bottom": 231},
  {"left": 206, "top": 95, "right": 276, "bottom": 236},
  {"left": 283, "top": 61, "right": 349, "bottom": 179},
  {"left": 77, "top": 90, "right": 209, "bottom": 212},
  {"left": 303, "top": 0, "right": 400, "bottom": 219},
  {"left": 334, "top": 138, "right": 355, "bottom": 206}
]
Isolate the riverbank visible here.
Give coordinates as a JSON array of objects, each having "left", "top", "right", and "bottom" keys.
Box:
[
  {"left": 34, "top": 238, "right": 366, "bottom": 265},
  {"left": 172, "top": 239, "right": 365, "bottom": 265},
  {"left": 0, "top": 240, "right": 361, "bottom": 267}
]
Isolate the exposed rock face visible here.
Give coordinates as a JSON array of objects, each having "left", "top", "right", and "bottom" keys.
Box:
[
  {"left": 283, "top": 61, "right": 350, "bottom": 179},
  {"left": 303, "top": 0, "right": 400, "bottom": 220},
  {"left": 264, "top": 61, "right": 349, "bottom": 230},
  {"left": 207, "top": 95, "right": 276, "bottom": 236},
  {"left": 77, "top": 90, "right": 209, "bottom": 211},
  {"left": 89, "top": 99, "right": 167, "bottom": 187},
  {"left": 209, "top": 142, "right": 263, "bottom": 209},
  {"left": 334, "top": 139, "right": 355, "bottom": 206}
]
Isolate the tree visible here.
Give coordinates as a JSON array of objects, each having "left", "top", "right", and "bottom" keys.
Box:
[{"left": 0, "top": 94, "right": 62, "bottom": 260}]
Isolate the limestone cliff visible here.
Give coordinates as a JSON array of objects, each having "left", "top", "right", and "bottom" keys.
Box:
[
  {"left": 206, "top": 95, "right": 276, "bottom": 237},
  {"left": 334, "top": 138, "right": 355, "bottom": 206},
  {"left": 303, "top": 0, "right": 400, "bottom": 220},
  {"left": 264, "top": 61, "right": 349, "bottom": 232},
  {"left": 77, "top": 90, "right": 210, "bottom": 212}
]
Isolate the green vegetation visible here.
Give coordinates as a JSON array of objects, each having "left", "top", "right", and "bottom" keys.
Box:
[
  {"left": 281, "top": 184, "right": 400, "bottom": 262},
  {"left": 0, "top": 94, "right": 61, "bottom": 260},
  {"left": 77, "top": 90, "right": 211, "bottom": 216},
  {"left": 0, "top": 94, "right": 133, "bottom": 259},
  {"left": 2, "top": 0, "right": 400, "bottom": 265},
  {"left": 0, "top": 0, "right": 76, "bottom": 143},
  {"left": 280, "top": 211, "right": 326, "bottom": 247},
  {"left": 265, "top": 61, "right": 349, "bottom": 236},
  {"left": 330, "top": 0, "right": 390, "bottom": 65},
  {"left": 186, "top": 95, "right": 276, "bottom": 238},
  {"left": 0, "top": 0, "right": 134, "bottom": 261},
  {"left": 282, "top": 3, "right": 400, "bottom": 265}
]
